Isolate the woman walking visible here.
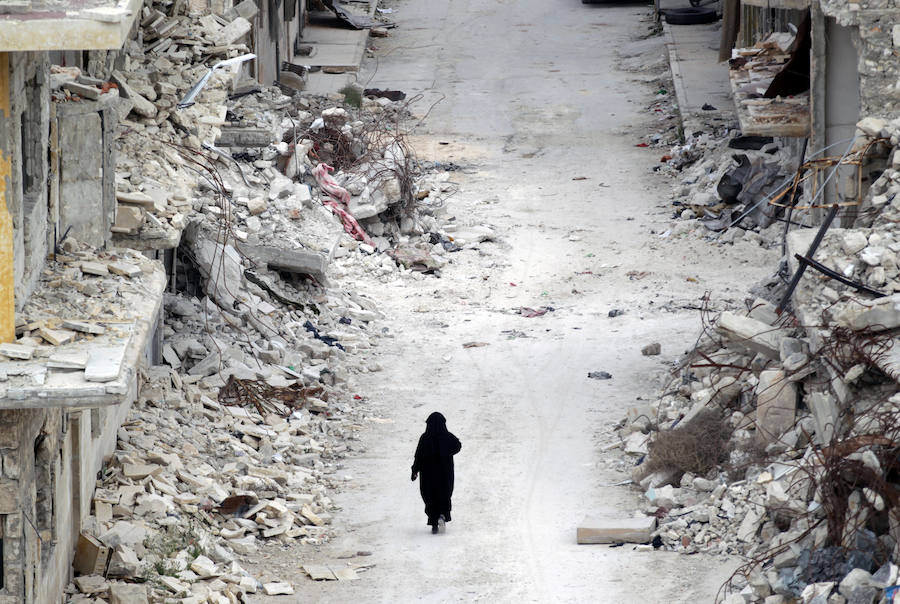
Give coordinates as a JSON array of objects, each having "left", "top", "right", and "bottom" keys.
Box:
[{"left": 411, "top": 412, "right": 462, "bottom": 534}]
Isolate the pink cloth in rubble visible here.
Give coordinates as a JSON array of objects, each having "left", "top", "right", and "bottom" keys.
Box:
[{"left": 312, "top": 163, "right": 375, "bottom": 247}]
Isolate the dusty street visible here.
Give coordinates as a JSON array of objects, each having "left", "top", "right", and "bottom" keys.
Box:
[{"left": 250, "top": 0, "right": 778, "bottom": 600}]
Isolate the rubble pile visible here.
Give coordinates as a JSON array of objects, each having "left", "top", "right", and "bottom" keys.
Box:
[
  {"left": 65, "top": 362, "right": 367, "bottom": 603},
  {"left": 660, "top": 131, "right": 799, "bottom": 245},
  {"left": 56, "top": 1, "right": 501, "bottom": 601},
  {"left": 617, "top": 122, "right": 900, "bottom": 603}
]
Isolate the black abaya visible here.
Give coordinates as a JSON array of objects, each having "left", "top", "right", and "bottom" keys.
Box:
[{"left": 411, "top": 412, "right": 462, "bottom": 527}]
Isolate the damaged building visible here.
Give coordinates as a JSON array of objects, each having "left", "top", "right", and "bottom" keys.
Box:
[
  {"left": 625, "top": 0, "right": 900, "bottom": 600},
  {"left": 674, "top": 0, "right": 899, "bottom": 233},
  {"left": 0, "top": 2, "right": 168, "bottom": 603}
]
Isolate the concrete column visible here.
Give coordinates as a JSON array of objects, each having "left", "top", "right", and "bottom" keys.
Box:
[{"left": 0, "top": 53, "right": 16, "bottom": 343}]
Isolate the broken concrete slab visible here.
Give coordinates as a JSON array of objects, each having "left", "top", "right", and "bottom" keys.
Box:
[
  {"left": 216, "top": 127, "right": 272, "bottom": 147},
  {"left": 74, "top": 575, "right": 109, "bottom": 594},
  {"left": 61, "top": 320, "right": 106, "bottom": 335},
  {"left": 0, "top": 343, "right": 34, "bottom": 359},
  {"left": 38, "top": 327, "right": 75, "bottom": 346},
  {"left": 84, "top": 345, "right": 126, "bottom": 382},
  {"left": 576, "top": 516, "right": 657, "bottom": 544},
  {"left": 213, "top": 16, "right": 251, "bottom": 45},
  {"left": 717, "top": 311, "right": 782, "bottom": 359},
  {"left": 239, "top": 244, "right": 329, "bottom": 284}
]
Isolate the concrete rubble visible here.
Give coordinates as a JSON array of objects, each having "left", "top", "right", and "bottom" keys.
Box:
[
  {"left": 54, "top": 0, "right": 495, "bottom": 601},
  {"left": 614, "top": 119, "right": 900, "bottom": 601}
]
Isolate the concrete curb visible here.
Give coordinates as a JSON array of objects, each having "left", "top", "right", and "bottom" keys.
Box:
[
  {"left": 662, "top": 22, "right": 690, "bottom": 136},
  {"left": 661, "top": 21, "right": 737, "bottom": 136}
]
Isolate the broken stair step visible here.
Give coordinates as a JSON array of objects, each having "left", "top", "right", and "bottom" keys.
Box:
[{"left": 576, "top": 516, "right": 657, "bottom": 544}]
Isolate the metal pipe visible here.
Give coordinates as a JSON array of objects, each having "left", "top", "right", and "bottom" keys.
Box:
[
  {"left": 794, "top": 253, "right": 886, "bottom": 298},
  {"left": 178, "top": 54, "right": 257, "bottom": 110},
  {"left": 776, "top": 203, "right": 839, "bottom": 315}
]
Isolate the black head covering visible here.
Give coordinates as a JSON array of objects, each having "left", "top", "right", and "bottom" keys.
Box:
[{"left": 425, "top": 411, "right": 447, "bottom": 433}]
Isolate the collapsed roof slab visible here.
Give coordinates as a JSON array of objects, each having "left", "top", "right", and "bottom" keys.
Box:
[{"left": 0, "top": 0, "right": 143, "bottom": 52}]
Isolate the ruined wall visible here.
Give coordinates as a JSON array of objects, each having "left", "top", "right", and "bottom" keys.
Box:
[
  {"left": 819, "top": 0, "right": 900, "bottom": 119},
  {"left": 0, "top": 401, "right": 152, "bottom": 603},
  {"left": 8, "top": 52, "right": 51, "bottom": 309},
  {"left": 0, "top": 408, "right": 46, "bottom": 604}
]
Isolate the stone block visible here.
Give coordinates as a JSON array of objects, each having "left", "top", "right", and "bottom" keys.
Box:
[
  {"left": 836, "top": 293, "right": 900, "bottom": 331},
  {"left": 214, "top": 16, "right": 251, "bottom": 45},
  {"left": 108, "top": 261, "right": 141, "bottom": 278},
  {"left": 110, "top": 72, "right": 157, "bottom": 118},
  {"left": 756, "top": 370, "right": 796, "bottom": 442},
  {"left": 717, "top": 312, "right": 782, "bottom": 359},
  {"left": 109, "top": 583, "right": 148, "bottom": 604},
  {"left": 216, "top": 127, "right": 272, "bottom": 147},
  {"left": 234, "top": 0, "right": 259, "bottom": 18},
  {"left": 63, "top": 81, "right": 101, "bottom": 100},
  {"left": 38, "top": 326, "right": 75, "bottom": 345},
  {"left": 807, "top": 391, "right": 839, "bottom": 444},
  {"left": 79, "top": 261, "right": 109, "bottom": 276},
  {"left": 641, "top": 342, "right": 661, "bottom": 356},
  {"left": 0, "top": 481, "right": 17, "bottom": 513},
  {"left": 0, "top": 343, "right": 34, "bottom": 359},
  {"left": 84, "top": 345, "right": 126, "bottom": 382},
  {"left": 748, "top": 298, "right": 780, "bottom": 325},
  {"left": 74, "top": 575, "right": 109, "bottom": 594},
  {"left": 113, "top": 205, "right": 144, "bottom": 232},
  {"left": 61, "top": 320, "right": 105, "bottom": 334},
  {"left": 576, "top": 516, "right": 656, "bottom": 544}
]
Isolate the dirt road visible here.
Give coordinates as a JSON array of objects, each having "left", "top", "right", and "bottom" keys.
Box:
[{"left": 250, "top": 0, "right": 778, "bottom": 600}]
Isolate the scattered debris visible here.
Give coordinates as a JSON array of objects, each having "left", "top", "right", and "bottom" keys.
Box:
[{"left": 588, "top": 371, "right": 613, "bottom": 380}]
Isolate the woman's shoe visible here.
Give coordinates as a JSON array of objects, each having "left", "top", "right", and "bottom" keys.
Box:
[
  {"left": 431, "top": 524, "right": 438, "bottom": 534},
  {"left": 438, "top": 515, "right": 446, "bottom": 533}
]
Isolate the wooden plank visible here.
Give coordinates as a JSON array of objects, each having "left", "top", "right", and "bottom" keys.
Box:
[
  {"left": 576, "top": 517, "right": 656, "bottom": 544},
  {"left": 303, "top": 564, "right": 337, "bottom": 580}
]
